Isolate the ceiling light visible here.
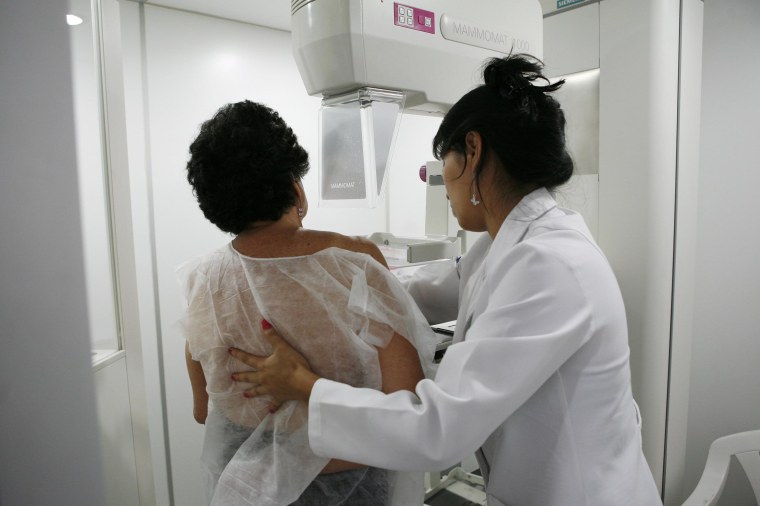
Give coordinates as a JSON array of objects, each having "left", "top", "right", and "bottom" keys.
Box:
[{"left": 66, "top": 14, "right": 84, "bottom": 26}]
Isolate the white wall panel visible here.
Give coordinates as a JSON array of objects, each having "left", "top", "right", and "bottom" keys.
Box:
[
  {"left": 679, "top": 0, "right": 760, "bottom": 504},
  {"left": 69, "top": 0, "right": 120, "bottom": 352},
  {"left": 120, "top": 2, "right": 173, "bottom": 504},
  {"left": 94, "top": 355, "right": 141, "bottom": 506},
  {"left": 663, "top": 0, "right": 704, "bottom": 503},
  {"left": 0, "top": 1, "right": 104, "bottom": 504},
  {"left": 543, "top": 2, "right": 599, "bottom": 76},
  {"left": 598, "top": 0, "right": 681, "bottom": 490}
]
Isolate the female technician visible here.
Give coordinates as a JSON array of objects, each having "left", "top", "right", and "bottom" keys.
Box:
[{"left": 229, "top": 54, "right": 662, "bottom": 506}]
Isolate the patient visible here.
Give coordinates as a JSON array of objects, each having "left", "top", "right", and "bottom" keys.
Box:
[{"left": 179, "top": 100, "right": 436, "bottom": 505}]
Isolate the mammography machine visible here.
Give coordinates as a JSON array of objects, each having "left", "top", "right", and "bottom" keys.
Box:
[{"left": 291, "top": 0, "right": 543, "bottom": 264}]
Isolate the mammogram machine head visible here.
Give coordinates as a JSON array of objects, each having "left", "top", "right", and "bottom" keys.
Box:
[{"left": 291, "top": 0, "right": 542, "bottom": 207}]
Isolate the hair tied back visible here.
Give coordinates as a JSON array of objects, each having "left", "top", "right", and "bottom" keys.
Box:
[{"left": 483, "top": 53, "right": 564, "bottom": 100}]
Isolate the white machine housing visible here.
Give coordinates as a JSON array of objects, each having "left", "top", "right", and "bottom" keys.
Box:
[{"left": 292, "top": 0, "right": 543, "bottom": 114}]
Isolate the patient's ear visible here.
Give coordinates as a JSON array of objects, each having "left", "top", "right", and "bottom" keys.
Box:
[{"left": 293, "top": 178, "right": 308, "bottom": 218}]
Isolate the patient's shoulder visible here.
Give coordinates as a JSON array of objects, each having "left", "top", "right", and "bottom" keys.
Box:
[
  {"left": 335, "top": 235, "right": 388, "bottom": 268},
  {"left": 302, "top": 229, "right": 388, "bottom": 268}
]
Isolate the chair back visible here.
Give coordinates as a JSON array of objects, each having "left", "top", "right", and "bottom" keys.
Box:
[{"left": 683, "top": 430, "right": 760, "bottom": 506}]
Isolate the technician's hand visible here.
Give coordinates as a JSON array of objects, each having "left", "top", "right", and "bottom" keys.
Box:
[{"left": 229, "top": 319, "right": 319, "bottom": 406}]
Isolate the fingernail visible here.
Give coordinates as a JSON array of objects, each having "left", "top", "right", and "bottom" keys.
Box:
[
  {"left": 228, "top": 348, "right": 233, "bottom": 355},
  {"left": 231, "top": 375, "right": 236, "bottom": 382},
  {"left": 269, "top": 408, "right": 276, "bottom": 414},
  {"left": 243, "top": 392, "right": 249, "bottom": 398},
  {"left": 261, "top": 319, "right": 272, "bottom": 330}
]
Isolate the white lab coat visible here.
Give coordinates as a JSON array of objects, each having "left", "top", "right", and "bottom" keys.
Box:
[{"left": 308, "top": 188, "right": 662, "bottom": 505}]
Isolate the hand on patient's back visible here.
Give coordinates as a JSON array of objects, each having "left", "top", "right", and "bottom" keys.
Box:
[{"left": 229, "top": 319, "right": 319, "bottom": 405}]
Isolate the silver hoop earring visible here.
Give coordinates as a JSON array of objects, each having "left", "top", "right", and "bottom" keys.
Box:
[{"left": 470, "top": 194, "right": 481, "bottom": 206}]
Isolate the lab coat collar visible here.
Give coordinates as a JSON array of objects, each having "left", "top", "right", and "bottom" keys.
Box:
[
  {"left": 506, "top": 187, "right": 556, "bottom": 222},
  {"left": 455, "top": 187, "right": 558, "bottom": 341},
  {"left": 490, "top": 187, "right": 557, "bottom": 252}
]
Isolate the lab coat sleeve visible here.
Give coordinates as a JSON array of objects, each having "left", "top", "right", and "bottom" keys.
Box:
[
  {"left": 395, "top": 257, "right": 460, "bottom": 325},
  {"left": 396, "top": 233, "right": 492, "bottom": 325},
  {"left": 308, "top": 240, "right": 596, "bottom": 471}
]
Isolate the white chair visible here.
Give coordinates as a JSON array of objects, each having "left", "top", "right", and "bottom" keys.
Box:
[{"left": 683, "top": 430, "right": 760, "bottom": 506}]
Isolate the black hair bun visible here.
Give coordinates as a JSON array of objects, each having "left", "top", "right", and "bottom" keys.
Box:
[{"left": 483, "top": 54, "right": 563, "bottom": 98}]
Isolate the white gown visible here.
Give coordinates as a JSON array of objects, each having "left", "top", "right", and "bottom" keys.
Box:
[
  {"left": 178, "top": 245, "right": 436, "bottom": 505},
  {"left": 308, "top": 188, "right": 663, "bottom": 506}
]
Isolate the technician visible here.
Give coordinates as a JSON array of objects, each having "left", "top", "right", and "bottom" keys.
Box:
[{"left": 230, "top": 54, "right": 662, "bottom": 506}]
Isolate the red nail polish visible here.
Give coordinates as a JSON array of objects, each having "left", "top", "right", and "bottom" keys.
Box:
[
  {"left": 243, "top": 392, "right": 249, "bottom": 398},
  {"left": 261, "top": 319, "right": 272, "bottom": 330},
  {"left": 231, "top": 375, "right": 236, "bottom": 382}
]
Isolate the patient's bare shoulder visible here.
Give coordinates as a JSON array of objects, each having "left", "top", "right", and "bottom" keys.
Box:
[
  {"left": 335, "top": 234, "right": 389, "bottom": 269},
  {"left": 301, "top": 229, "right": 388, "bottom": 268}
]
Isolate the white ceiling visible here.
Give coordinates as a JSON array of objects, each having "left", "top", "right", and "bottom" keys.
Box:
[{"left": 144, "top": 0, "right": 292, "bottom": 31}]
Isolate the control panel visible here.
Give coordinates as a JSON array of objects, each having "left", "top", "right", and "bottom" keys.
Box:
[{"left": 394, "top": 2, "right": 435, "bottom": 34}]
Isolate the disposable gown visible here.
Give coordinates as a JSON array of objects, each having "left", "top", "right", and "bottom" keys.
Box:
[{"left": 178, "top": 245, "right": 436, "bottom": 506}]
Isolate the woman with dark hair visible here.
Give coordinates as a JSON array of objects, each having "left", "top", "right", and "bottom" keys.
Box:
[
  {"left": 180, "top": 100, "right": 435, "bottom": 505},
  {"left": 230, "top": 55, "right": 662, "bottom": 505}
]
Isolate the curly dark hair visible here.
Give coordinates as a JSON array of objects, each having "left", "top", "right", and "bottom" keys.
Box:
[
  {"left": 186, "top": 100, "right": 310, "bottom": 234},
  {"left": 433, "top": 53, "right": 573, "bottom": 196}
]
